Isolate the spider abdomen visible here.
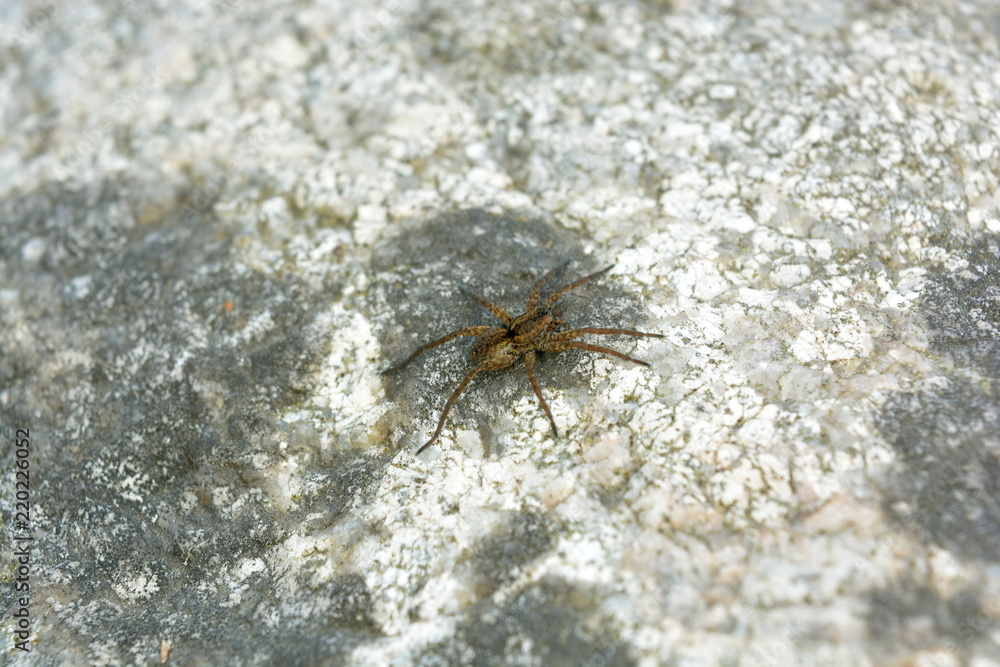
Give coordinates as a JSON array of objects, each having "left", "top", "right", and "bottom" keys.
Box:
[{"left": 469, "top": 329, "right": 517, "bottom": 365}]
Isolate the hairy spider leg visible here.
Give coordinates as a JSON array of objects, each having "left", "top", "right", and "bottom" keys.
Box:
[
  {"left": 383, "top": 326, "right": 495, "bottom": 374},
  {"left": 525, "top": 259, "right": 572, "bottom": 310},
  {"left": 524, "top": 350, "right": 558, "bottom": 437},
  {"left": 548, "top": 327, "right": 664, "bottom": 341},
  {"left": 542, "top": 265, "right": 615, "bottom": 308},
  {"left": 416, "top": 355, "right": 514, "bottom": 454},
  {"left": 539, "top": 340, "right": 652, "bottom": 367},
  {"left": 458, "top": 286, "right": 513, "bottom": 325}
]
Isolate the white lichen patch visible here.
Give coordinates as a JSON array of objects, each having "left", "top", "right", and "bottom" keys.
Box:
[
  {"left": 218, "top": 557, "right": 269, "bottom": 609},
  {"left": 112, "top": 568, "right": 160, "bottom": 602},
  {"left": 312, "top": 304, "right": 388, "bottom": 440}
]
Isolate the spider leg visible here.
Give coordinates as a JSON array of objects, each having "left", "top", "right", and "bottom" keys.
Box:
[
  {"left": 415, "top": 363, "right": 487, "bottom": 454},
  {"left": 548, "top": 327, "right": 664, "bottom": 341},
  {"left": 416, "top": 360, "right": 494, "bottom": 454},
  {"left": 526, "top": 260, "right": 572, "bottom": 310},
  {"left": 540, "top": 340, "right": 652, "bottom": 367},
  {"left": 524, "top": 350, "right": 558, "bottom": 438},
  {"left": 416, "top": 353, "right": 518, "bottom": 454},
  {"left": 383, "top": 326, "right": 494, "bottom": 374},
  {"left": 459, "top": 286, "right": 513, "bottom": 325},
  {"left": 542, "top": 265, "right": 615, "bottom": 308}
]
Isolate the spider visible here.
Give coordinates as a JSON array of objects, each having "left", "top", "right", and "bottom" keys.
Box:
[{"left": 383, "top": 261, "right": 663, "bottom": 454}]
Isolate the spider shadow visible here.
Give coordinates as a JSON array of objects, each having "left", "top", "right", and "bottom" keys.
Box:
[{"left": 369, "top": 209, "right": 655, "bottom": 454}]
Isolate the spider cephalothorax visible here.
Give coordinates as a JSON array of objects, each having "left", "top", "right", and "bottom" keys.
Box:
[{"left": 384, "top": 261, "right": 662, "bottom": 453}]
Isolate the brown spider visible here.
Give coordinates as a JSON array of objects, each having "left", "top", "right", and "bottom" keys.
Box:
[{"left": 383, "top": 261, "right": 663, "bottom": 454}]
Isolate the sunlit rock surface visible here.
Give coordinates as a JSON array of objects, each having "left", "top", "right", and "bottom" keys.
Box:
[{"left": 2, "top": 1, "right": 1000, "bottom": 664}]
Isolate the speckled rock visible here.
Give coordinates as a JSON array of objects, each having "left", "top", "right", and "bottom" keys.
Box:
[{"left": 2, "top": 0, "right": 1000, "bottom": 665}]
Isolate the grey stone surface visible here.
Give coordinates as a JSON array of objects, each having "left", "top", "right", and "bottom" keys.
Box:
[{"left": 2, "top": 0, "right": 1000, "bottom": 665}]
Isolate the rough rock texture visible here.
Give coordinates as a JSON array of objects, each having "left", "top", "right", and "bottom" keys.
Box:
[{"left": 2, "top": 0, "right": 1000, "bottom": 665}]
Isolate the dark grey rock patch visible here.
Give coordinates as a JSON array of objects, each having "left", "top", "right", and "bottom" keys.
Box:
[
  {"left": 877, "top": 380, "right": 1000, "bottom": 562},
  {"left": 920, "top": 234, "right": 1000, "bottom": 386},
  {"left": 0, "top": 181, "right": 388, "bottom": 664},
  {"left": 871, "top": 233, "right": 1000, "bottom": 660},
  {"left": 417, "top": 577, "right": 634, "bottom": 667},
  {"left": 876, "top": 234, "right": 1000, "bottom": 563},
  {"left": 867, "top": 576, "right": 993, "bottom": 664},
  {"left": 469, "top": 510, "right": 554, "bottom": 592}
]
